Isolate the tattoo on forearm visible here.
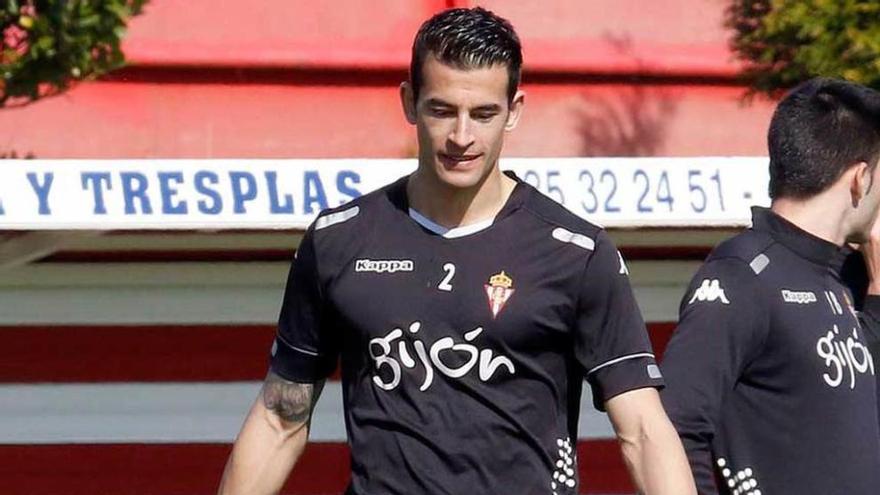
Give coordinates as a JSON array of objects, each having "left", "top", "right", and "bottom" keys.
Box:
[{"left": 261, "top": 372, "right": 325, "bottom": 423}]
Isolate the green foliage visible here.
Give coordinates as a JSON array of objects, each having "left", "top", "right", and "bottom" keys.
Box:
[
  {"left": 727, "top": 0, "right": 880, "bottom": 97},
  {"left": 1, "top": 0, "right": 146, "bottom": 106}
]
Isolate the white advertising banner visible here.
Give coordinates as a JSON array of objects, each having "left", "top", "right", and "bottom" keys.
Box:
[{"left": 0, "top": 158, "right": 769, "bottom": 230}]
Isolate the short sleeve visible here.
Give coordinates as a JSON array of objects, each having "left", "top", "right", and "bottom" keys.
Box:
[
  {"left": 269, "top": 225, "right": 339, "bottom": 382},
  {"left": 574, "top": 231, "right": 664, "bottom": 411}
]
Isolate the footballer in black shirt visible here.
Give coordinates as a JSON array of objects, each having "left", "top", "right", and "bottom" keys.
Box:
[
  {"left": 269, "top": 173, "right": 668, "bottom": 494},
  {"left": 662, "top": 79, "right": 880, "bottom": 494},
  {"left": 219, "top": 7, "right": 694, "bottom": 495}
]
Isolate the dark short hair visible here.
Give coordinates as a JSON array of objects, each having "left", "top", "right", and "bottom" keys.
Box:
[
  {"left": 768, "top": 78, "right": 880, "bottom": 199},
  {"left": 409, "top": 7, "right": 522, "bottom": 104}
]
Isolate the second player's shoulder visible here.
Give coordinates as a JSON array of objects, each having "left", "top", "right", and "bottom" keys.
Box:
[
  {"left": 683, "top": 229, "right": 778, "bottom": 310},
  {"left": 705, "top": 228, "right": 777, "bottom": 274}
]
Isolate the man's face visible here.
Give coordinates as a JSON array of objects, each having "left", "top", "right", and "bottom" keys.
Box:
[{"left": 401, "top": 55, "right": 524, "bottom": 190}]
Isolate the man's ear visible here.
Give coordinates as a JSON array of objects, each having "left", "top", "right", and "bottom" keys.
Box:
[
  {"left": 504, "top": 90, "right": 526, "bottom": 132},
  {"left": 400, "top": 82, "right": 417, "bottom": 125},
  {"left": 851, "top": 161, "right": 871, "bottom": 208}
]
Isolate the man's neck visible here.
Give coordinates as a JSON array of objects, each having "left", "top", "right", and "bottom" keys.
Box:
[
  {"left": 406, "top": 168, "right": 516, "bottom": 229},
  {"left": 770, "top": 195, "right": 849, "bottom": 246}
]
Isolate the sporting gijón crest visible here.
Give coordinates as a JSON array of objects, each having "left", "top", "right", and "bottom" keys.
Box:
[{"left": 485, "top": 271, "right": 514, "bottom": 318}]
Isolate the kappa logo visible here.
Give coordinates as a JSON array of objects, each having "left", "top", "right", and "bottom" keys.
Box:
[
  {"left": 689, "top": 279, "right": 730, "bottom": 305},
  {"left": 355, "top": 259, "right": 414, "bottom": 273},
  {"left": 781, "top": 289, "right": 817, "bottom": 304}
]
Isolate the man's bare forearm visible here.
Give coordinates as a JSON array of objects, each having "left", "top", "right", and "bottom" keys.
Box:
[
  {"left": 618, "top": 415, "right": 695, "bottom": 495},
  {"left": 607, "top": 388, "right": 696, "bottom": 495},
  {"left": 217, "top": 372, "right": 324, "bottom": 495}
]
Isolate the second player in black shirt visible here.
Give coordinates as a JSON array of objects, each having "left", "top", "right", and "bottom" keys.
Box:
[{"left": 662, "top": 78, "right": 880, "bottom": 494}]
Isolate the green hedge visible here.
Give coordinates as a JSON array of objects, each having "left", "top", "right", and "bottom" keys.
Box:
[
  {"left": 1, "top": 0, "right": 146, "bottom": 106},
  {"left": 727, "top": 0, "right": 880, "bottom": 96}
]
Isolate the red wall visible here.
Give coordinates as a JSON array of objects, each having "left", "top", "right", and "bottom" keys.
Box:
[{"left": 0, "top": 0, "right": 776, "bottom": 158}]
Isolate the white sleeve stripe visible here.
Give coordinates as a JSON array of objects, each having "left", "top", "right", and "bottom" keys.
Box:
[
  {"left": 587, "top": 352, "right": 655, "bottom": 375},
  {"left": 276, "top": 334, "right": 320, "bottom": 357},
  {"left": 315, "top": 206, "right": 360, "bottom": 230},
  {"left": 551, "top": 227, "right": 595, "bottom": 251}
]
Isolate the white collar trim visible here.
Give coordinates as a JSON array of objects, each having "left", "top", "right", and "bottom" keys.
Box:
[{"left": 408, "top": 208, "right": 495, "bottom": 239}]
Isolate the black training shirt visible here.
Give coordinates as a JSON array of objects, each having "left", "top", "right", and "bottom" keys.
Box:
[
  {"left": 662, "top": 207, "right": 880, "bottom": 495},
  {"left": 270, "top": 173, "right": 663, "bottom": 495}
]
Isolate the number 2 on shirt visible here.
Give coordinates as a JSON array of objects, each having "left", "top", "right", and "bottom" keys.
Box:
[{"left": 438, "top": 263, "right": 455, "bottom": 292}]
